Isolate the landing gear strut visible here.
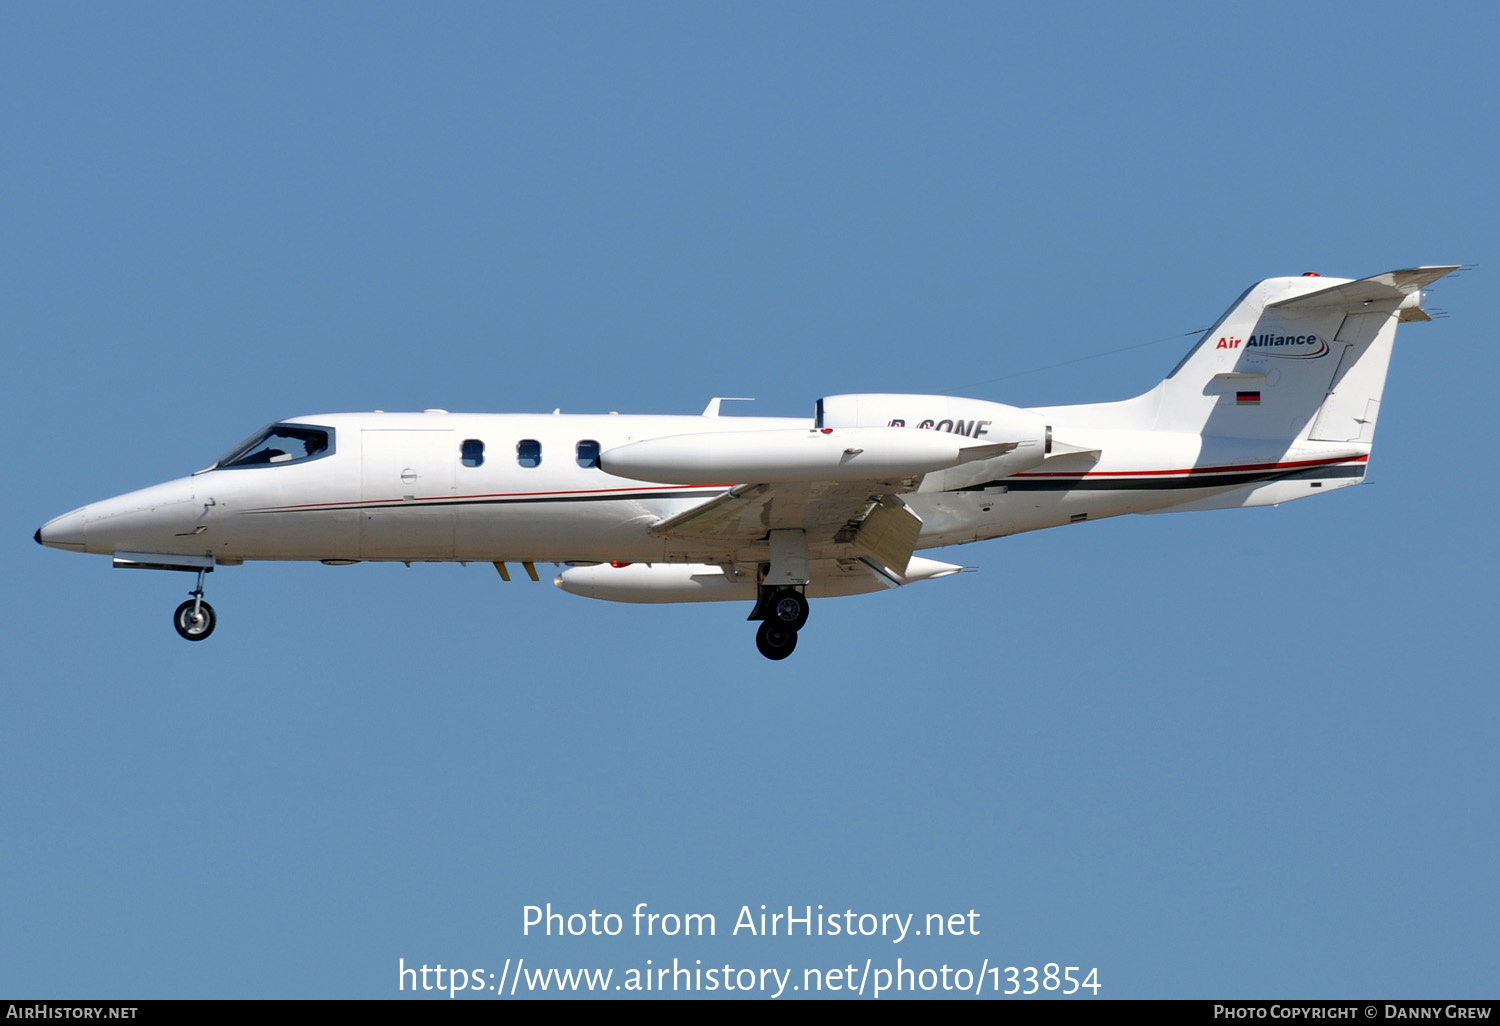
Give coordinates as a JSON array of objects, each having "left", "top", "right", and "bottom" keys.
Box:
[
  {"left": 173, "top": 568, "right": 216, "bottom": 641},
  {"left": 750, "top": 529, "right": 812, "bottom": 660}
]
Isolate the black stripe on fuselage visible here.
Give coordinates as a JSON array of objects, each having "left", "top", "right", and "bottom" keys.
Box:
[{"left": 959, "top": 464, "right": 1366, "bottom": 492}]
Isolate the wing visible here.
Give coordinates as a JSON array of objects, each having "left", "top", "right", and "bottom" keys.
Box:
[
  {"left": 649, "top": 478, "right": 926, "bottom": 578},
  {"left": 598, "top": 425, "right": 1018, "bottom": 575}
]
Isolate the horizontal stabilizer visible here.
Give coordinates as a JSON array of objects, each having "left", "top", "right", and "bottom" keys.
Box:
[
  {"left": 1268, "top": 266, "right": 1459, "bottom": 312},
  {"left": 954, "top": 440, "right": 1019, "bottom": 463},
  {"left": 1047, "top": 440, "right": 1102, "bottom": 459}
]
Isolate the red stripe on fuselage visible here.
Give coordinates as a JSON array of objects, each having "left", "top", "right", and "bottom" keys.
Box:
[{"left": 248, "top": 482, "right": 732, "bottom": 513}]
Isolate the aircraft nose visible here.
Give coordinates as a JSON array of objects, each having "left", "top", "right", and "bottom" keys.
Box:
[{"left": 37, "top": 507, "right": 88, "bottom": 551}]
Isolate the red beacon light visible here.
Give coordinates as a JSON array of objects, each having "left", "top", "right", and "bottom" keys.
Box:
[{"left": 1301, "top": 271, "right": 1320, "bottom": 277}]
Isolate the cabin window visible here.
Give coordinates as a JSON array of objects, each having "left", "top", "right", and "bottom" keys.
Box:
[
  {"left": 215, "top": 424, "right": 333, "bottom": 469},
  {"left": 517, "top": 439, "right": 542, "bottom": 468},
  {"left": 576, "top": 439, "right": 600, "bottom": 468},
  {"left": 460, "top": 439, "right": 485, "bottom": 468}
]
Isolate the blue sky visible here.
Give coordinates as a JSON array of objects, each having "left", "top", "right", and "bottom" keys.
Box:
[{"left": 4, "top": 2, "right": 1496, "bottom": 999}]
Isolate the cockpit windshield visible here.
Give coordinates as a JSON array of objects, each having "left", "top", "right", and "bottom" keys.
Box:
[{"left": 214, "top": 424, "right": 333, "bottom": 469}]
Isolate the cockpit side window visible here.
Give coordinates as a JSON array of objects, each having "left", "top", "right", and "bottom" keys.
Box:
[{"left": 215, "top": 425, "right": 334, "bottom": 469}]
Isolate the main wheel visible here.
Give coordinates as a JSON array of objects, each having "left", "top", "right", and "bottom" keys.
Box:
[
  {"left": 173, "top": 599, "right": 216, "bottom": 641},
  {"left": 755, "top": 620, "right": 798, "bottom": 660},
  {"left": 768, "top": 588, "right": 809, "bottom": 630}
]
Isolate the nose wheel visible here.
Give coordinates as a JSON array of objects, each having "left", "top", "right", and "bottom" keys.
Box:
[
  {"left": 172, "top": 568, "right": 217, "bottom": 641},
  {"left": 174, "top": 599, "right": 216, "bottom": 640}
]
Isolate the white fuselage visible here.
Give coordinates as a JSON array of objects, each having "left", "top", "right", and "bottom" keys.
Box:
[{"left": 38, "top": 406, "right": 1369, "bottom": 568}]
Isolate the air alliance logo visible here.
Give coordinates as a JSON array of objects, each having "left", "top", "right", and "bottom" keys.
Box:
[{"left": 1215, "top": 333, "right": 1329, "bottom": 359}]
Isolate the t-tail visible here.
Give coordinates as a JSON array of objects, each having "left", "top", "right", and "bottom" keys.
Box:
[
  {"left": 1143, "top": 266, "right": 1456, "bottom": 439},
  {"left": 1039, "top": 266, "right": 1459, "bottom": 513}
]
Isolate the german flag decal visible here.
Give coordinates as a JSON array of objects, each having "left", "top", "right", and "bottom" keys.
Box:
[{"left": 1236, "top": 391, "right": 1261, "bottom": 406}]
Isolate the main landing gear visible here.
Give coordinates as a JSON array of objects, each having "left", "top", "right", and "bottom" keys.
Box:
[
  {"left": 751, "top": 586, "right": 809, "bottom": 661},
  {"left": 172, "top": 568, "right": 216, "bottom": 641},
  {"left": 750, "top": 528, "right": 812, "bottom": 660}
]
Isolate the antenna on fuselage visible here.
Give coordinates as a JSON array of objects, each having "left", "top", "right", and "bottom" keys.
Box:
[{"left": 703, "top": 397, "right": 755, "bottom": 416}]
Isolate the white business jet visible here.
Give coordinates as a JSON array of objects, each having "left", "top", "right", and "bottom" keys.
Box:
[{"left": 37, "top": 267, "right": 1455, "bottom": 659}]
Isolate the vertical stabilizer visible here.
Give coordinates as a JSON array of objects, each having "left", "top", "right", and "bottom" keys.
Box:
[{"left": 1128, "top": 267, "right": 1456, "bottom": 442}]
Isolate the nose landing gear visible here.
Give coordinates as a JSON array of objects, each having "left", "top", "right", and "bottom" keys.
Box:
[{"left": 172, "top": 568, "right": 216, "bottom": 641}]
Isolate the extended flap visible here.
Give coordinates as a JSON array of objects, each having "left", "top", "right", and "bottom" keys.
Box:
[{"left": 851, "top": 496, "right": 922, "bottom": 575}]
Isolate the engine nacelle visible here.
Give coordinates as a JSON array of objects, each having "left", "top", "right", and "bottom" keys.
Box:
[
  {"left": 555, "top": 558, "right": 962, "bottom": 604},
  {"left": 817, "top": 394, "right": 1051, "bottom": 488}
]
